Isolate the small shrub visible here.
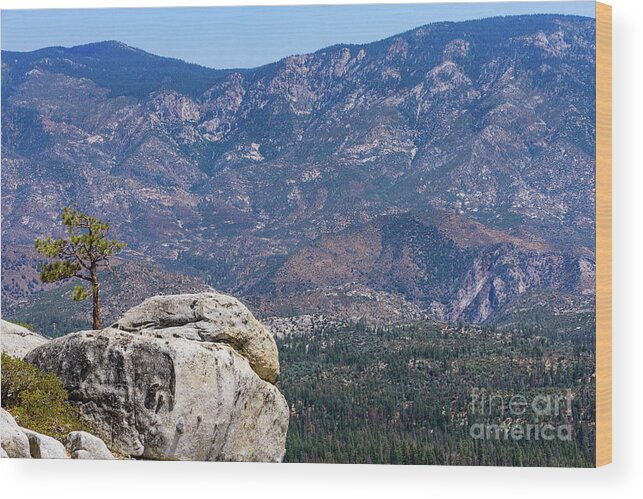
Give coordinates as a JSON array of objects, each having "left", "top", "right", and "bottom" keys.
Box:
[{"left": 1, "top": 352, "right": 91, "bottom": 441}]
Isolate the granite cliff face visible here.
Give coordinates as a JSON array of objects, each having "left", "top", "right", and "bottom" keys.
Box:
[{"left": 1, "top": 15, "right": 596, "bottom": 326}]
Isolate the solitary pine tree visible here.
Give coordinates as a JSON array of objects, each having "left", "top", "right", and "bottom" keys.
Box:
[{"left": 35, "top": 206, "right": 126, "bottom": 330}]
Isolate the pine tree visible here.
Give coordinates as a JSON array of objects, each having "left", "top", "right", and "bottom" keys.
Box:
[{"left": 35, "top": 206, "right": 126, "bottom": 330}]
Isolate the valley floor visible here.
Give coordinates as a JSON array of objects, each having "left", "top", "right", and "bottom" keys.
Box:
[{"left": 278, "top": 319, "right": 596, "bottom": 466}]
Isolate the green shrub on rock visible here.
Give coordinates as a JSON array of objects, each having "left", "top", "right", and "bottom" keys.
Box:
[{"left": 1, "top": 352, "right": 90, "bottom": 441}]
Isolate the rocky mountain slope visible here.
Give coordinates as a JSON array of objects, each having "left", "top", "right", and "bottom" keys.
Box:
[
  {"left": 1, "top": 15, "right": 596, "bottom": 326},
  {"left": 249, "top": 212, "right": 594, "bottom": 324}
]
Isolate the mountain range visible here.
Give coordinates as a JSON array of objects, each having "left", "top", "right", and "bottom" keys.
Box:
[{"left": 1, "top": 14, "right": 597, "bottom": 333}]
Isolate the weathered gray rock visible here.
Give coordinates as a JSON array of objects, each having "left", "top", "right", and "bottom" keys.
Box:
[
  {"left": 0, "top": 447, "right": 8, "bottom": 458},
  {"left": 21, "top": 428, "right": 68, "bottom": 459},
  {"left": 66, "top": 431, "right": 114, "bottom": 460},
  {"left": 112, "top": 293, "right": 280, "bottom": 384},
  {"left": 1, "top": 320, "right": 48, "bottom": 359},
  {"left": 0, "top": 408, "right": 30, "bottom": 458},
  {"left": 26, "top": 293, "right": 289, "bottom": 462}
]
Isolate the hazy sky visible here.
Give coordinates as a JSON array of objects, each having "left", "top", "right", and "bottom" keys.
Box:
[{"left": 1, "top": 2, "right": 595, "bottom": 69}]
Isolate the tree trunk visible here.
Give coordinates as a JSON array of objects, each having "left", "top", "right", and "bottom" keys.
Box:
[{"left": 91, "top": 264, "right": 100, "bottom": 330}]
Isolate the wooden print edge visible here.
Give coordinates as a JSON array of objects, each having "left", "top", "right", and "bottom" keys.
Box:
[{"left": 595, "top": 1, "right": 612, "bottom": 468}]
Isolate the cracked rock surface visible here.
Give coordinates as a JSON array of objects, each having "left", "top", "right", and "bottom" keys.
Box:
[{"left": 112, "top": 292, "right": 280, "bottom": 384}]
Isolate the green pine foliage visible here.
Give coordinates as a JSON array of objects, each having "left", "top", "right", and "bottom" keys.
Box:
[
  {"left": 36, "top": 205, "right": 126, "bottom": 285},
  {"left": 35, "top": 205, "right": 126, "bottom": 329},
  {"left": 278, "top": 320, "right": 595, "bottom": 466}
]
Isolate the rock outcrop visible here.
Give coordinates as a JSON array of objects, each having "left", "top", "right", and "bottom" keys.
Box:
[
  {"left": 22, "top": 428, "right": 68, "bottom": 459},
  {"left": 0, "top": 408, "right": 30, "bottom": 458},
  {"left": 1, "top": 320, "right": 48, "bottom": 359},
  {"left": 112, "top": 293, "right": 279, "bottom": 384},
  {"left": 26, "top": 293, "right": 289, "bottom": 462},
  {"left": 0, "top": 410, "right": 115, "bottom": 459},
  {"left": 66, "top": 431, "right": 114, "bottom": 460}
]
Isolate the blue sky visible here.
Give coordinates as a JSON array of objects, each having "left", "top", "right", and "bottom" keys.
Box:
[{"left": 1, "top": 2, "right": 595, "bottom": 69}]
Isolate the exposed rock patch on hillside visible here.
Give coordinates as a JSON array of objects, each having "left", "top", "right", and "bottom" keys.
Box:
[
  {"left": 250, "top": 283, "right": 427, "bottom": 326},
  {"left": 264, "top": 314, "right": 348, "bottom": 339}
]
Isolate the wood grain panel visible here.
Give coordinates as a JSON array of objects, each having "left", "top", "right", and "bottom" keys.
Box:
[{"left": 596, "top": 1, "right": 612, "bottom": 468}]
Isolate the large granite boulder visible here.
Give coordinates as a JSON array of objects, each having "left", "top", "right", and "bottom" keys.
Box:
[
  {"left": 1, "top": 320, "right": 48, "bottom": 359},
  {"left": 0, "top": 408, "right": 30, "bottom": 458},
  {"left": 66, "top": 431, "right": 114, "bottom": 460},
  {"left": 26, "top": 292, "right": 289, "bottom": 462},
  {"left": 111, "top": 293, "right": 280, "bottom": 384},
  {"left": 22, "top": 428, "right": 69, "bottom": 459}
]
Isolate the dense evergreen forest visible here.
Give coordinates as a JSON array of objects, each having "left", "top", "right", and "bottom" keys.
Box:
[{"left": 278, "top": 318, "right": 595, "bottom": 466}]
